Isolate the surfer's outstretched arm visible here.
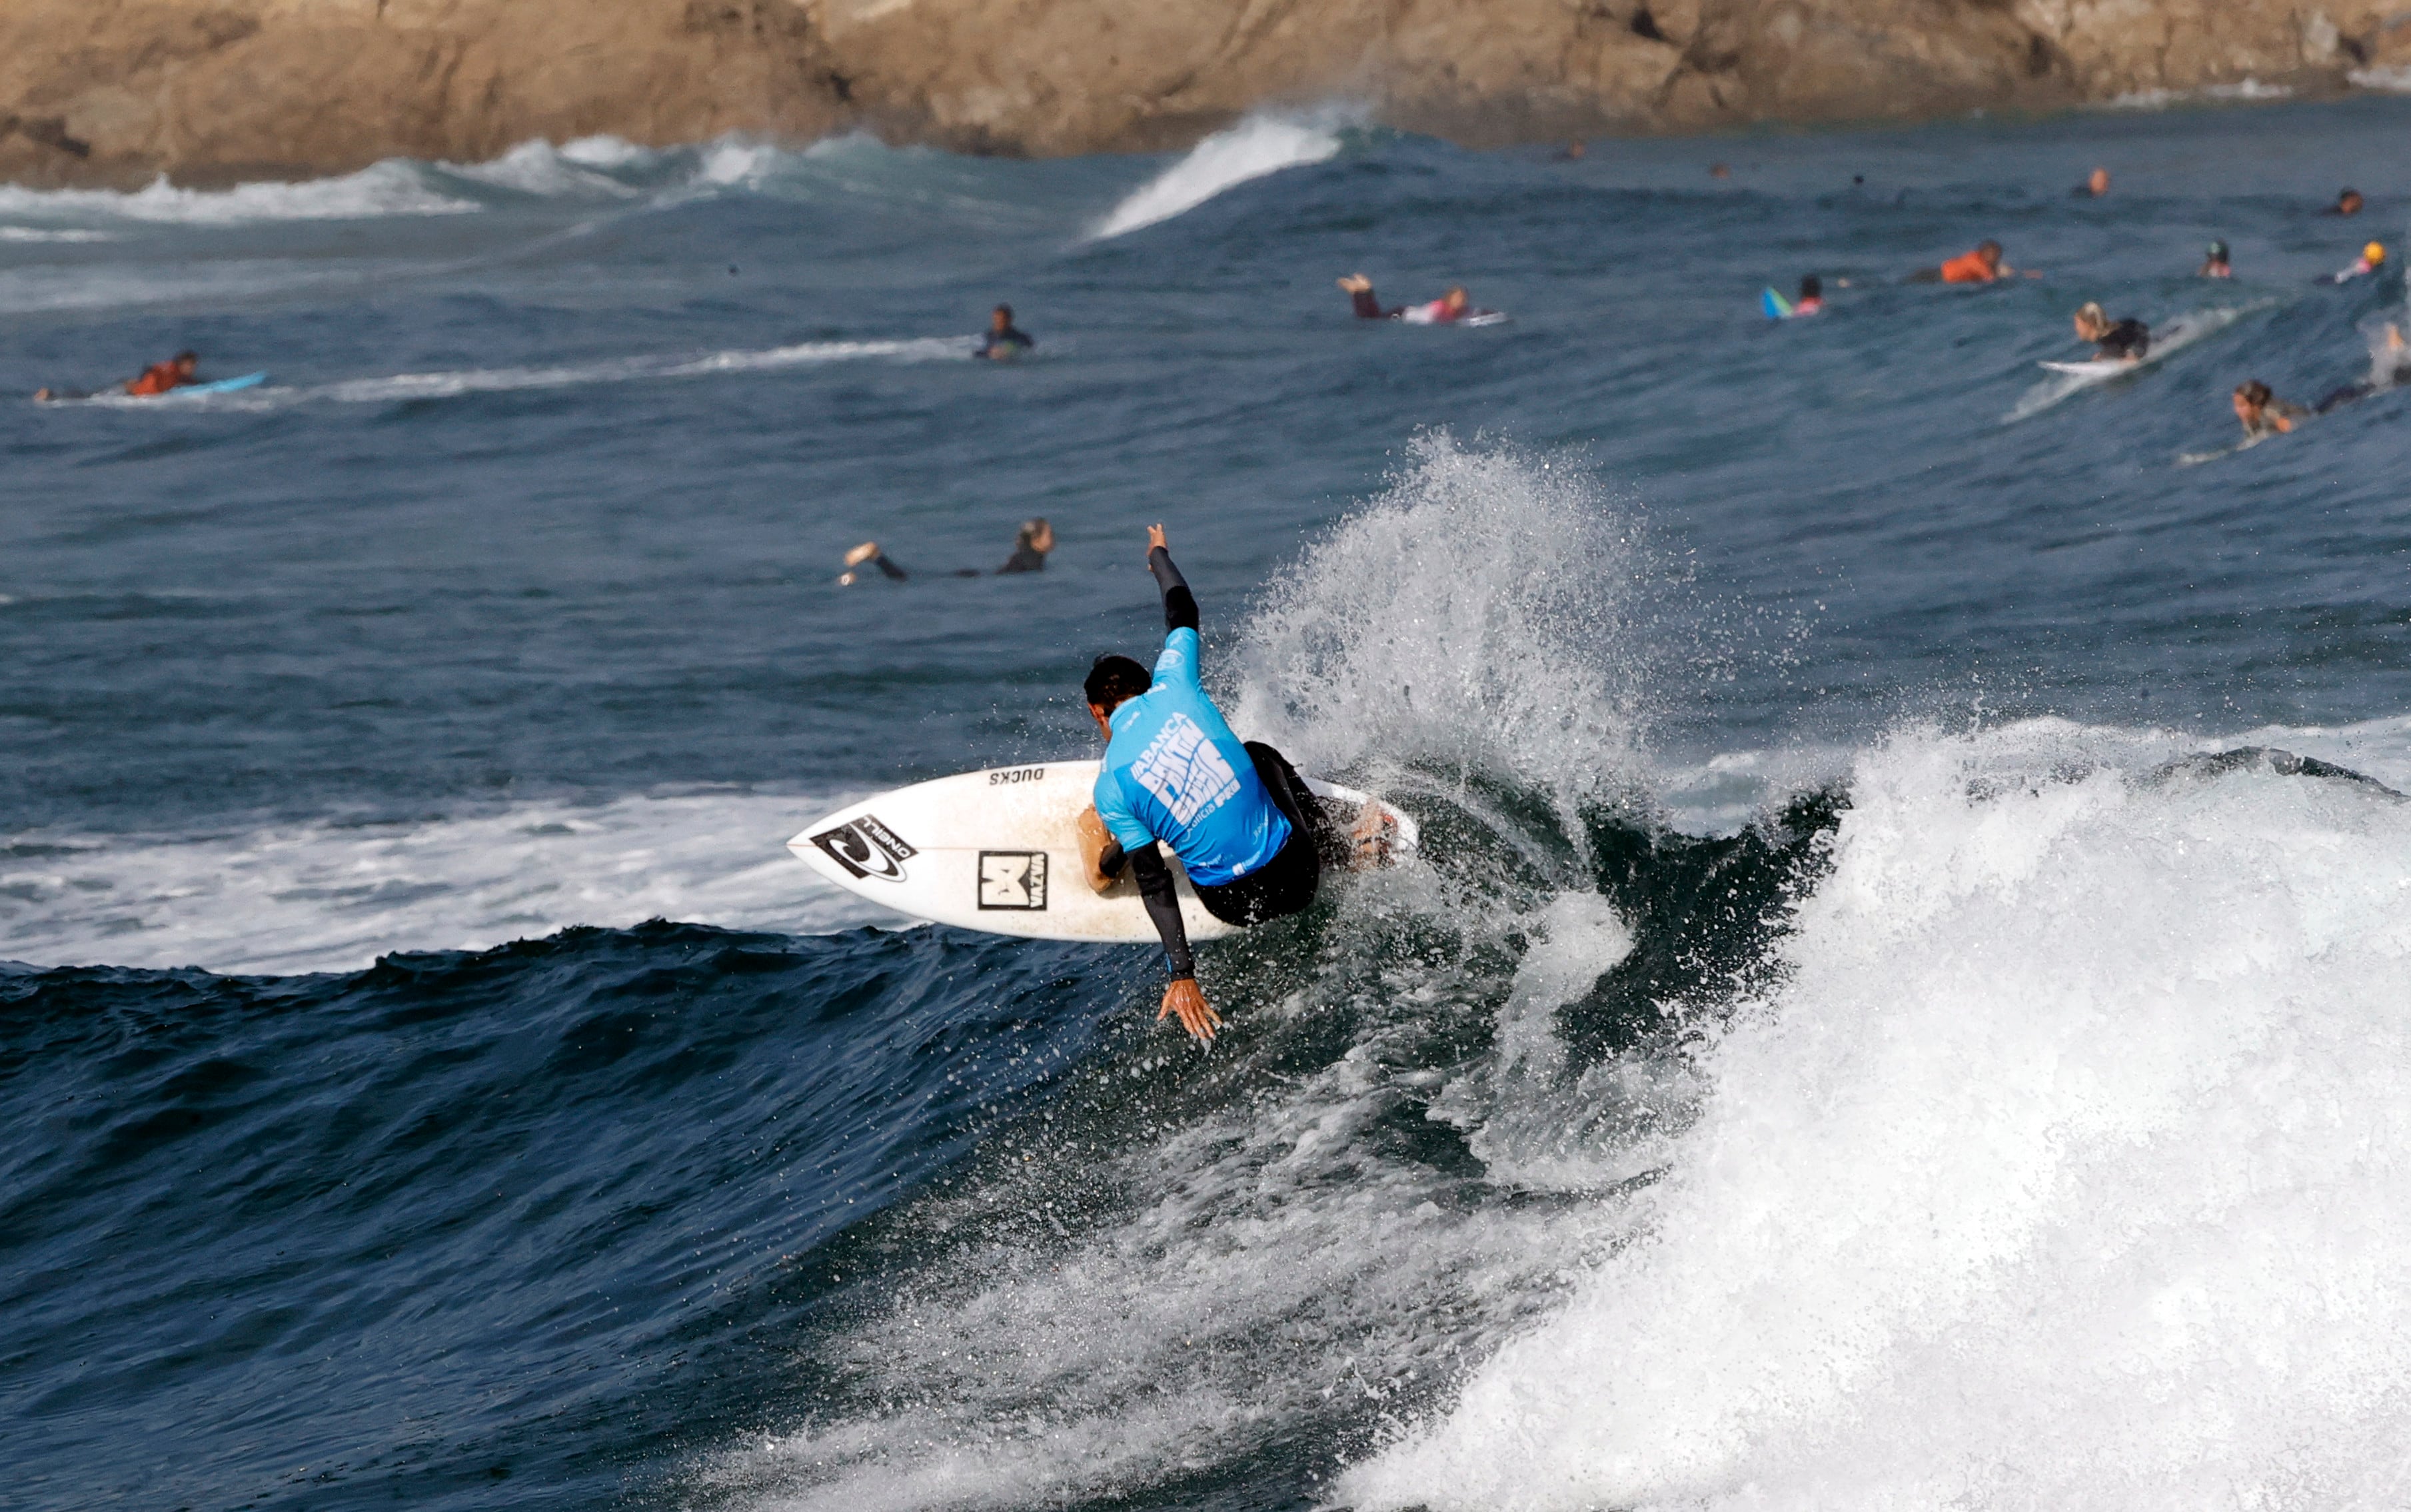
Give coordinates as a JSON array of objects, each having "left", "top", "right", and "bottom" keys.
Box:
[{"left": 1146, "top": 526, "right": 1199, "bottom": 632}]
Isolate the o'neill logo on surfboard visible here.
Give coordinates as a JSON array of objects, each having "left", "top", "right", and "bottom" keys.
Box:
[{"left": 809, "top": 814, "right": 917, "bottom": 882}]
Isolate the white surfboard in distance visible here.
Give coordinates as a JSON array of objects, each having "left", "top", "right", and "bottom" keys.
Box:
[{"left": 786, "top": 760, "right": 1417, "bottom": 942}]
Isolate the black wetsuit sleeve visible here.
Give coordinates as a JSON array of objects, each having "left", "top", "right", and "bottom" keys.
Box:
[
  {"left": 1098, "top": 838, "right": 1126, "bottom": 877},
  {"left": 2102, "top": 319, "right": 2149, "bottom": 360},
  {"left": 1127, "top": 843, "right": 1195, "bottom": 978},
  {"left": 1149, "top": 546, "right": 1199, "bottom": 632}
]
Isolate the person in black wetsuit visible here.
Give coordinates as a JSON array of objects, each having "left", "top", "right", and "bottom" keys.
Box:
[
  {"left": 997, "top": 517, "right": 1053, "bottom": 572},
  {"left": 1076, "top": 526, "right": 1349, "bottom": 1042},
  {"left": 2073, "top": 301, "right": 2148, "bottom": 362},
  {"left": 837, "top": 518, "right": 1055, "bottom": 583},
  {"left": 975, "top": 304, "right": 1034, "bottom": 360},
  {"left": 2312, "top": 323, "right": 2411, "bottom": 412}
]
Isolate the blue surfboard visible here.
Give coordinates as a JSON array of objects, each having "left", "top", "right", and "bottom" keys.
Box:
[
  {"left": 1761, "top": 288, "right": 1793, "bottom": 321},
  {"left": 183, "top": 372, "right": 268, "bottom": 394}
]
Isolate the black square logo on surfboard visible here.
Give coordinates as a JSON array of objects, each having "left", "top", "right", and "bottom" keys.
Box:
[
  {"left": 811, "top": 814, "right": 916, "bottom": 882},
  {"left": 976, "top": 851, "right": 1048, "bottom": 910}
]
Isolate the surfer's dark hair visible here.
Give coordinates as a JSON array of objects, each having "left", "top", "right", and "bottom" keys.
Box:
[
  {"left": 2235, "top": 380, "right": 2272, "bottom": 405},
  {"left": 175, "top": 349, "right": 198, "bottom": 362},
  {"left": 1084, "top": 654, "right": 1150, "bottom": 710},
  {"left": 1800, "top": 275, "right": 1821, "bottom": 298}
]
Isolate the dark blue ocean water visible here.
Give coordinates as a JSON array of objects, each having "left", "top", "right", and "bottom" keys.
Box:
[{"left": 5, "top": 98, "right": 2411, "bottom": 1512}]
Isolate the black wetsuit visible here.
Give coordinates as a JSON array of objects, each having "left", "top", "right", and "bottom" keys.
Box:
[
  {"left": 998, "top": 542, "right": 1046, "bottom": 573},
  {"left": 1095, "top": 552, "right": 1333, "bottom": 978},
  {"left": 976, "top": 326, "right": 1034, "bottom": 358},
  {"left": 2096, "top": 318, "right": 2149, "bottom": 361}
]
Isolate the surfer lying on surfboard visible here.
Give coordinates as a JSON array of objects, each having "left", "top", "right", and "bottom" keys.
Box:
[
  {"left": 2232, "top": 380, "right": 2304, "bottom": 438},
  {"left": 35, "top": 349, "right": 199, "bottom": 402},
  {"left": 1076, "top": 524, "right": 1361, "bottom": 1044},
  {"left": 1337, "top": 274, "right": 1496, "bottom": 325},
  {"left": 2072, "top": 302, "right": 2149, "bottom": 362}
]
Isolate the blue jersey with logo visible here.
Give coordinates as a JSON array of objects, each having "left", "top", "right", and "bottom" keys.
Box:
[{"left": 1093, "top": 627, "right": 1290, "bottom": 887}]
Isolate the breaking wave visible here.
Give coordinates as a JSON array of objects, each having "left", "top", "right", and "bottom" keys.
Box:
[{"left": 1091, "top": 113, "right": 1348, "bottom": 239}]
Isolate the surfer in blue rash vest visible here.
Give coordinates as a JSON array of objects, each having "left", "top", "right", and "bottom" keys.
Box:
[{"left": 1077, "top": 524, "right": 1331, "bottom": 1044}]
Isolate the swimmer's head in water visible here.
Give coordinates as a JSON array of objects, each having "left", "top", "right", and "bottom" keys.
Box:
[
  {"left": 1443, "top": 286, "right": 1469, "bottom": 313},
  {"left": 2234, "top": 380, "right": 2273, "bottom": 410},
  {"left": 2206, "top": 240, "right": 2229, "bottom": 261},
  {"left": 2364, "top": 241, "right": 2386, "bottom": 265},
  {"left": 2086, "top": 167, "right": 2109, "bottom": 195},
  {"left": 2339, "top": 189, "right": 2364, "bottom": 215},
  {"left": 2074, "top": 301, "right": 2108, "bottom": 339},
  {"left": 1084, "top": 654, "right": 1151, "bottom": 715},
  {"left": 1018, "top": 517, "right": 1054, "bottom": 553},
  {"left": 992, "top": 304, "right": 1014, "bottom": 331},
  {"left": 1800, "top": 275, "right": 1821, "bottom": 299},
  {"left": 174, "top": 351, "right": 199, "bottom": 373},
  {"left": 1976, "top": 240, "right": 2003, "bottom": 267}
]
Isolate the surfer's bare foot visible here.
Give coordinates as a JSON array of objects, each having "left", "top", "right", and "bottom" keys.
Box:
[
  {"left": 1337, "top": 273, "right": 1372, "bottom": 293},
  {"left": 843, "top": 541, "right": 882, "bottom": 566},
  {"left": 1159, "top": 978, "right": 1220, "bottom": 1044}
]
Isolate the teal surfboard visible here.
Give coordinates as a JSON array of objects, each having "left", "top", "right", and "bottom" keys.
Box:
[
  {"left": 1761, "top": 288, "right": 1793, "bottom": 321},
  {"left": 183, "top": 372, "right": 268, "bottom": 394}
]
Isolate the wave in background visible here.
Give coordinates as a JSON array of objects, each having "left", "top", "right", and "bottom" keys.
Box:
[
  {"left": 0, "top": 121, "right": 1327, "bottom": 239},
  {"left": 1091, "top": 114, "right": 1348, "bottom": 239}
]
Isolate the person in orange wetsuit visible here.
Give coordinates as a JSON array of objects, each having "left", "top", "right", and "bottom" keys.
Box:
[
  {"left": 1910, "top": 241, "right": 2033, "bottom": 284},
  {"left": 125, "top": 351, "right": 200, "bottom": 396}
]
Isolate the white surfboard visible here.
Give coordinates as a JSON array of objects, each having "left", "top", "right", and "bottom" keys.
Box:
[
  {"left": 786, "top": 760, "right": 1417, "bottom": 942},
  {"left": 2039, "top": 358, "right": 2139, "bottom": 377}
]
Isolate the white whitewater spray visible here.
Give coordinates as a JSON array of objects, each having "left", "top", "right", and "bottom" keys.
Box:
[
  {"left": 1229, "top": 432, "right": 1652, "bottom": 820},
  {"left": 1347, "top": 717, "right": 2411, "bottom": 1512},
  {"left": 0, "top": 790, "right": 883, "bottom": 975},
  {"left": 1091, "top": 112, "right": 1347, "bottom": 239}
]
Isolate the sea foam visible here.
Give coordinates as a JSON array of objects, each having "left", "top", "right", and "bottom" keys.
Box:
[
  {"left": 1347, "top": 717, "right": 2411, "bottom": 1511},
  {"left": 0, "top": 790, "right": 882, "bottom": 975}
]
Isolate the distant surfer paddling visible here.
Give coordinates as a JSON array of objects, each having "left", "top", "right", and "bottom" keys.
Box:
[
  {"left": 1337, "top": 273, "right": 1495, "bottom": 325},
  {"left": 1909, "top": 241, "right": 2036, "bottom": 284},
  {"left": 34, "top": 349, "right": 199, "bottom": 402},
  {"left": 836, "top": 518, "right": 1054, "bottom": 584},
  {"left": 2072, "top": 301, "right": 2148, "bottom": 362},
  {"left": 1077, "top": 525, "right": 1352, "bottom": 1044}
]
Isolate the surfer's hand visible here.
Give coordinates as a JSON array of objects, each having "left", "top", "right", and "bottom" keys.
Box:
[
  {"left": 1078, "top": 808, "right": 1117, "bottom": 894},
  {"left": 1146, "top": 522, "right": 1168, "bottom": 554},
  {"left": 1160, "top": 978, "right": 1219, "bottom": 1044}
]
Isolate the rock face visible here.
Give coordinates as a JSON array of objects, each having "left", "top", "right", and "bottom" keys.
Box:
[{"left": 3, "top": 0, "right": 2406, "bottom": 187}]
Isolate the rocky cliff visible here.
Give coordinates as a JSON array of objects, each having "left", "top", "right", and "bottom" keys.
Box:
[{"left": 4, "top": 0, "right": 2406, "bottom": 187}]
